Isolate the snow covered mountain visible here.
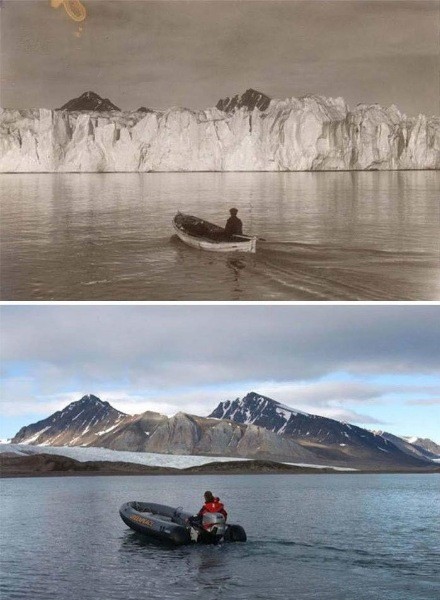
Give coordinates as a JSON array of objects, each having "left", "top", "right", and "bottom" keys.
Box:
[
  {"left": 1, "top": 90, "right": 438, "bottom": 172},
  {"left": 12, "top": 394, "right": 127, "bottom": 447},
  {"left": 10, "top": 392, "right": 436, "bottom": 469},
  {"left": 401, "top": 436, "right": 440, "bottom": 459},
  {"left": 59, "top": 91, "right": 121, "bottom": 112},
  {"left": 11, "top": 395, "right": 316, "bottom": 463},
  {"left": 209, "top": 392, "right": 434, "bottom": 468},
  {"left": 374, "top": 431, "right": 440, "bottom": 461},
  {"left": 81, "top": 410, "right": 317, "bottom": 463}
]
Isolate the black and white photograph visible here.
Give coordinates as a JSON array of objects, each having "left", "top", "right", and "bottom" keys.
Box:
[{"left": 0, "top": 0, "right": 439, "bottom": 300}]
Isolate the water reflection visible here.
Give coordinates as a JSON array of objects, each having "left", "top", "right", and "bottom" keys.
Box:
[
  {"left": 120, "top": 530, "right": 177, "bottom": 551},
  {"left": 1, "top": 172, "right": 439, "bottom": 300},
  {"left": 2, "top": 475, "right": 439, "bottom": 600},
  {"left": 119, "top": 529, "right": 233, "bottom": 596},
  {"left": 190, "top": 548, "right": 232, "bottom": 593}
]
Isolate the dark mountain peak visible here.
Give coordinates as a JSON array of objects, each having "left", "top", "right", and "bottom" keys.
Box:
[
  {"left": 11, "top": 394, "right": 127, "bottom": 446},
  {"left": 216, "top": 89, "right": 271, "bottom": 113},
  {"left": 79, "top": 393, "right": 103, "bottom": 403},
  {"left": 209, "top": 392, "right": 433, "bottom": 468},
  {"left": 65, "top": 394, "right": 107, "bottom": 410},
  {"left": 59, "top": 92, "right": 120, "bottom": 112},
  {"left": 245, "top": 390, "right": 263, "bottom": 398},
  {"left": 244, "top": 391, "right": 275, "bottom": 403},
  {"left": 136, "top": 106, "right": 153, "bottom": 113},
  {"left": 81, "top": 91, "right": 101, "bottom": 99},
  {"left": 244, "top": 88, "right": 268, "bottom": 99},
  {"left": 209, "top": 391, "right": 305, "bottom": 426},
  {"left": 53, "top": 394, "right": 123, "bottom": 422}
]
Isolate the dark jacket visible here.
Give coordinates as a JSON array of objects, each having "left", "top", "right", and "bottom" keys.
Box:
[{"left": 225, "top": 216, "right": 243, "bottom": 237}]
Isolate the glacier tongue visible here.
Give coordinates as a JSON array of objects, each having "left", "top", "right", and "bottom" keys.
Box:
[{"left": 1, "top": 95, "right": 439, "bottom": 172}]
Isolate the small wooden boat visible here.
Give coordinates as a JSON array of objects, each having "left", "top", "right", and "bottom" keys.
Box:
[
  {"left": 172, "top": 212, "right": 257, "bottom": 253},
  {"left": 119, "top": 501, "right": 247, "bottom": 545}
]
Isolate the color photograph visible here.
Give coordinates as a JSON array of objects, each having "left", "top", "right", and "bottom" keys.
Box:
[{"left": 1, "top": 304, "right": 439, "bottom": 599}]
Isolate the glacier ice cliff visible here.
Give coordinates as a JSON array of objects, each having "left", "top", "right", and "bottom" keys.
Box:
[{"left": 1, "top": 95, "right": 439, "bottom": 172}]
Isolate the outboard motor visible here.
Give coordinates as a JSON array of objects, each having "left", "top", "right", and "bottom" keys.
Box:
[{"left": 202, "top": 512, "right": 226, "bottom": 541}]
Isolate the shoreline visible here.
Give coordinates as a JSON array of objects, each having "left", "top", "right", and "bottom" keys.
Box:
[{"left": 1, "top": 455, "right": 438, "bottom": 478}]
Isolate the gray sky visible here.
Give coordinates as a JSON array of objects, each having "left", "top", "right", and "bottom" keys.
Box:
[
  {"left": 1, "top": 0, "right": 438, "bottom": 116},
  {"left": 1, "top": 305, "right": 439, "bottom": 442}
]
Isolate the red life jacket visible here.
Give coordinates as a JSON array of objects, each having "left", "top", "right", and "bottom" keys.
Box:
[{"left": 199, "top": 497, "right": 228, "bottom": 520}]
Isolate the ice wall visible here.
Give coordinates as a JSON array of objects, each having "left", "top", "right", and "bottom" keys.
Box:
[{"left": 1, "top": 95, "right": 439, "bottom": 172}]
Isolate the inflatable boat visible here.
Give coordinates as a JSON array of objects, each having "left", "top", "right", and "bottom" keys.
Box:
[
  {"left": 173, "top": 213, "right": 257, "bottom": 253},
  {"left": 119, "top": 501, "right": 247, "bottom": 545}
]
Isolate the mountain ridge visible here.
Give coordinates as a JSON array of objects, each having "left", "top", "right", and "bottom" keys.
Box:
[
  {"left": 209, "top": 392, "right": 437, "bottom": 468},
  {"left": 10, "top": 393, "right": 437, "bottom": 470},
  {"left": 12, "top": 394, "right": 127, "bottom": 447}
]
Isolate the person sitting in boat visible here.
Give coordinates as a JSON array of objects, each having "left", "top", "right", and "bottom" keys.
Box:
[
  {"left": 224, "top": 208, "right": 243, "bottom": 237},
  {"left": 197, "top": 491, "right": 228, "bottom": 521},
  {"left": 188, "top": 491, "right": 228, "bottom": 528}
]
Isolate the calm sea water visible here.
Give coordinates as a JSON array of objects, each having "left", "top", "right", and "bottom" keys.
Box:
[
  {"left": 0, "top": 474, "right": 439, "bottom": 600},
  {"left": 1, "top": 172, "right": 439, "bottom": 300}
]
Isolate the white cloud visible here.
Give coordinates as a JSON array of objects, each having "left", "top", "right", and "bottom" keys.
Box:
[
  {"left": 406, "top": 398, "right": 440, "bottom": 406},
  {"left": 2, "top": 306, "right": 439, "bottom": 388},
  {"left": 1, "top": 305, "right": 439, "bottom": 431},
  {"left": 251, "top": 380, "right": 383, "bottom": 406}
]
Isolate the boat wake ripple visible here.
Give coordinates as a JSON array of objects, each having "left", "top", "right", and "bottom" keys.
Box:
[{"left": 251, "top": 241, "right": 439, "bottom": 300}]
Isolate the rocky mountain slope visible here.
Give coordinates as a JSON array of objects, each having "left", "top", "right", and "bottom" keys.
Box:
[
  {"left": 1, "top": 90, "right": 438, "bottom": 172},
  {"left": 82, "top": 409, "right": 318, "bottom": 463},
  {"left": 374, "top": 431, "right": 440, "bottom": 462},
  {"left": 209, "top": 392, "right": 435, "bottom": 468},
  {"left": 11, "top": 395, "right": 316, "bottom": 464},
  {"left": 216, "top": 88, "right": 271, "bottom": 113},
  {"left": 12, "top": 394, "right": 127, "bottom": 447},
  {"left": 402, "top": 437, "right": 440, "bottom": 457},
  {"left": 11, "top": 393, "right": 436, "bottom": 470}
]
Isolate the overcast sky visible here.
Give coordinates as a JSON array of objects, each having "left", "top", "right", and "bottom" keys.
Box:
[
  {"left": 1, "top": 304, "right": 439, "bottom": 442},
  {"left": 1, "top": 0, "right": 438, "bottom": 116}
]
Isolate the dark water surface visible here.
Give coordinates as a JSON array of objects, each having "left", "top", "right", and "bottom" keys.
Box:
[
  {"left": 1, "top": 474, "right": 439, "bottom": 600},
  {"left": 1, "top": 172, "right": 439, "bottom": 300}
]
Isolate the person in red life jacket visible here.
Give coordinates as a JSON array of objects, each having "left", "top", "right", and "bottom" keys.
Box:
[{"left": 197, "top": 491, "right": 228, "bottom": 521}]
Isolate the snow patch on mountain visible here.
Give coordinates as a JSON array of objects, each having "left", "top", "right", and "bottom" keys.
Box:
[
  {"left": 373, "top": 431, "right": 440, "bottom": 461},
  {"left": 402, "top": 436, "right": 440, "bottom": 454},
  {"left": 210, "top": 393, "right": 434, "bottom": 468},
  {"left": 210, "top": 392, "right": 309, "bottom": 430},
  {"left": 11, "top": 394, "right": 127, "bottom": 446}
]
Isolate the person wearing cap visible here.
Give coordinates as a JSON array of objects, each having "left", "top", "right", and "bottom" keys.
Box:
[{"left": 224, "top": 208, "right": 243, "bottom": 237}]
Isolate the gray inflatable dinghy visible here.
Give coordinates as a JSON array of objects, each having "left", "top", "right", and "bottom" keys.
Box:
[{"left": 120, "top": 501, "right": 247, "bottom": 545}]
